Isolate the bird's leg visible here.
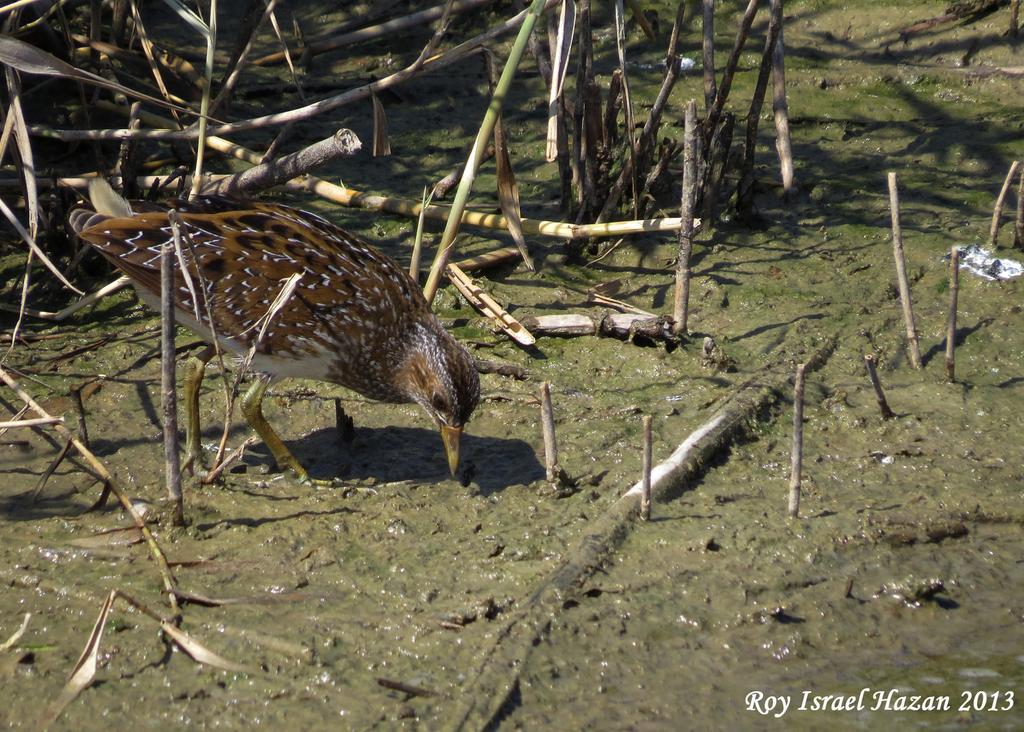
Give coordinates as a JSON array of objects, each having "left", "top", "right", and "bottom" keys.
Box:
[
  {"left": 241, "top": 375, "right": 327, "bottom": 485},
  {"left": 181, "top": 345, "right": 214, "bottom": 476}
]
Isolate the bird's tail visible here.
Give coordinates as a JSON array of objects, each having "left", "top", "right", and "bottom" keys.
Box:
[{"left": 69, "top": 179, "right": 134, "bottom": 235}]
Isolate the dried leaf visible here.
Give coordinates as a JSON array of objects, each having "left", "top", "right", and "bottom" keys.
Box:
[
  {"left": 39, "top": 591, "right": 115, "bottom": 729},
  {"left": 371, "top": 92, "right": 390, "bottom": 157},
  {"left": 493, "top": 116, "right": 532, "bottom": 270},
  {"left": 546, "top": 0, "right": 576, "bottom": 161},
  {"left": 160, "top": 621, "right": 249, "bottom": 672},
  {"left": 3, "top": 69, "right": 37, "bottom": 240}
]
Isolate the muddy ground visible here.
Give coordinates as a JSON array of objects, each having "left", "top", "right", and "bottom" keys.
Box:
[{"left": 1, "top": 1, "right": 1023, "bottom": 730}]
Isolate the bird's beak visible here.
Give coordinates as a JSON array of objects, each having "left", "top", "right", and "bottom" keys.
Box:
[{"left": 440, "top": 424, "right": 462, "bottom": 476}]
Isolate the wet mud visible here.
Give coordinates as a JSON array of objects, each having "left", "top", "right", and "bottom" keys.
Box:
[{"left": 2, "top": 1, "right": 1023, "bottom": 730}]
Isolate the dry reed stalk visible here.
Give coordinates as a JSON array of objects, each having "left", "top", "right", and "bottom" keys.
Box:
[
  {"left": 1012, "top": 0, "right": 1020, "bottom": 37},
  {"left": 886, "top": 172, "right": 922, "bottom": 369},
  {"left": 945, "top": 246, "right": 960, "bottom": 382},
  {"left": 164, "top": 213, "right": 184, "bottom": 526},
  {"left": 545, "top": 0, "right": 575, "bottom": 162},
  {"left": 863, "top": 354, "right": 894, "bottom": 420},
  {"left": 672, "top": 99, "right": 697, "bottom": 336},
  {"left": 770, "top": 0, "right": 795, "bottom": 197},
  {"left": 445, "top": 264, "right": 535, "bottom": 346},
  {"left": 597, "top": 1, "right": 687, "bottom": 223},
  {"left": 702, "top": 0, "right": 716, "bottom": 110},
  {"left": 788, "top": 362, "right": 805, "bottom": 518},
  {"left": 539, "top": 381, "right": 558, "bottom": 482},
  {"left": 704, "top": 0, "right": 759, "bottom": 148},
  {"left": 989, "top": 160, "right": 1021, "bottom": 247},
  {"left": 454, "top": 245, "right": 523, "bottom": 272},
  {"left": 0, "top": 366, "right": 180, "bottom": 613},
  {"left": 0, "top": 416, "right": 61, "bottom": 429},
  {"left": 736, "top": 0, "right": 781, "bottom": 216},
  {"left": 30, "top": 166, "right": 693, "bottom": 242},
  {"left": 31, "top": 2, "right": 557, "bottom": 143},
  {"left": 640, "top": 414, "right": 652, "bottom": 520}
]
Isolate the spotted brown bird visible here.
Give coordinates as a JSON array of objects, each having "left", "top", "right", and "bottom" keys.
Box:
[{"left": 70, "top": 180, "right": 480, "bottom": 482}]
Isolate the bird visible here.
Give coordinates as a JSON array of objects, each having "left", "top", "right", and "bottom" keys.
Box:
[{"left": 70, "top": 179, "right": 480, "bottom": 482}]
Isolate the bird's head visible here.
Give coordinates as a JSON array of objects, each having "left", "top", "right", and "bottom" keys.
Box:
[{"left": 397, "top": 322, "right": 480, "bottom": 476}]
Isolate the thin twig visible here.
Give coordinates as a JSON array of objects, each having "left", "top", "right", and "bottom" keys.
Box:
[{"left": 886, "top": 172, "right": 922, "bottom": 369}]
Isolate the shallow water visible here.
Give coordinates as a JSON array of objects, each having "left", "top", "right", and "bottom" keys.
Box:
[{"left": 2, "top": 1, "right": 1024, "bottom": 730}]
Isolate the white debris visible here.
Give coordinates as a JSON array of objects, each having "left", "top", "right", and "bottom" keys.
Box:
[{"left": 953, "top": 244, "right": 1024, "bottom": 281}]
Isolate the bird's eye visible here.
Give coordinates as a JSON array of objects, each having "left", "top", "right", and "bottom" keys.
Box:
[{"left": 431, "top": 393, "right": 448, "bottom": 414}]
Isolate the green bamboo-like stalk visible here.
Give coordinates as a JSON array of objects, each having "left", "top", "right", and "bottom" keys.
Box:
[{"left": 422, "top": 0, "right": 549, "bottom": 304}]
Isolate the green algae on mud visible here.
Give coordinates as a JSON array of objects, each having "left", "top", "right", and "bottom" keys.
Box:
[{"left": 3, "top": 0, "right": 1024, "bottom": 730}]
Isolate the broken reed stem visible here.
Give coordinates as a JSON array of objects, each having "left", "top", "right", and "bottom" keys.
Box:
[
  {"left": 886, "top": 172, "right": 923, "bottom": 369},
  {"left": 945, "top": 246, "right": 959, "bottom": 382},
  {"left": 539, "top": 381, "right": 558, "bottom": 482},
  {"left": 672, "top": 99, "right": 698, "bottom": 336},
  {"left": 203, "top": 128, "right": 361, "bottom": 196},
  {"left": 989, "top": 160, "right": 1021, "bottom": 248},
  {"left": 863, "top": 354, "right": 895, "bottom": 420},
  {"left": 1012, "top": 0, "right": 1020, "bottom": 36},
  {"left": 788, "top": 363, "right": 805, "bottom": 518},
  {"left": 164, "top": 215, "right": 184, "bottom": 526},
  {"left": 640, "top": 414, "right": 652, "bottom": 521},
  {"left": 770, "top": 0, "right": 795, "bottom": 197},
  {"left": 702, "top": 0, "right": 716, "bottom": 111}
]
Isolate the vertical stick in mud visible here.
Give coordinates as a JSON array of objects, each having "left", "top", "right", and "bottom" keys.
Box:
[
  {"left": 886, "top": 172, "right": 922, "bottom": 369},
  {"left": 770, "top": 0, "right": 795, "bottom": 198},
  {"left": 945, "top": 247, "right": 960, "bottom": 382},
  {"left": 788, "top": 363, "right": 805, "bottom": 518},
  {"left": 539, "top": 381, "right": 559, "bottom": 482},
  {"left": 641, "top": 414, "right": 652, "bottom": 521},
  {"left": 989, "top": 160, "right": 1021, "bottom": 248},
  {"left": 672, "top": 100, "right": 698, "bottom": 336},
  {"left": 164, "top": 214, "right": 184, "bottom": 526},
  {"left": 1015, "top": 167, "right": 1024, "bottom": 249},
  {"left": 864, "top": 354, "right": 895, "bottom": 420}
]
